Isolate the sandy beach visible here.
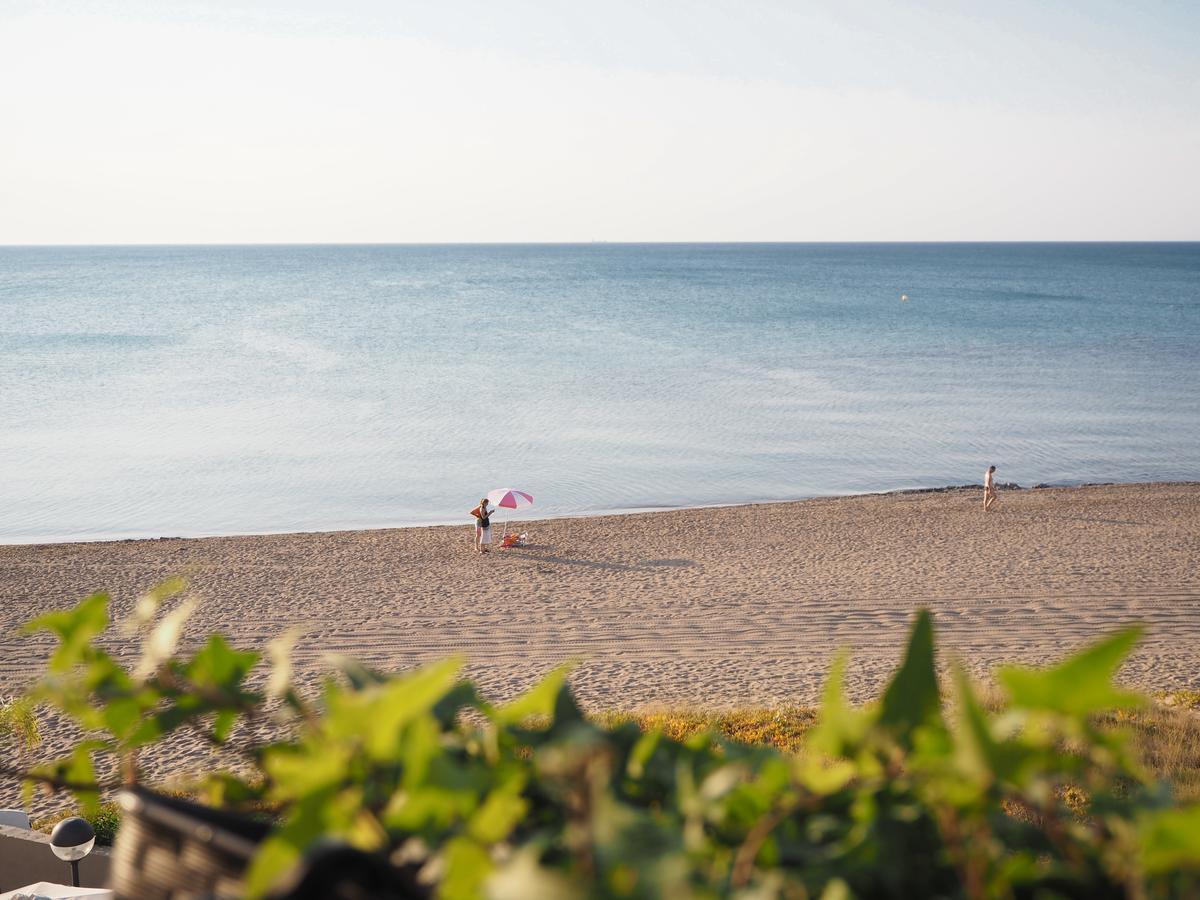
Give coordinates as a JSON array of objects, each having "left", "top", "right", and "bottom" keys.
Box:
[
  {"left": 4, "top": 480, "right": 1199, "bottom": 703},
  {"left": 2, "top": 481, "right": 1199, "bottom": 810}
]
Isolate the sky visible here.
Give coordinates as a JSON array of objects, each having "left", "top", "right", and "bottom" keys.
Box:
[{"left": 1, "top": 0, "right": 1198, "bottom": 243}]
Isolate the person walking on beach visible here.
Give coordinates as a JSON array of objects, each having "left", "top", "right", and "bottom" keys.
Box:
[
  {"left": 470, "top": 498, "right": 494, "bottom": 553},
  {"left": 983, "top": 465, "right": 998, "bottom": 512}
]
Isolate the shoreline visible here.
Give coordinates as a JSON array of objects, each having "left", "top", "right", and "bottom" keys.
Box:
[{"left": 6, "top": 478, "right": 1197, "bottom": 549}]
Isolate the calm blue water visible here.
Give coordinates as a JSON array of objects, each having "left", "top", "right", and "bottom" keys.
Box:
[{"left": 1, "top": 243, "right": 1197, "bottom": 543}]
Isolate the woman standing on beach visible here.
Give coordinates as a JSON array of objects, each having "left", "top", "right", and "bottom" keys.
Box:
[
  {"left": 471, "top": 498, "right": 494, "bottom": 553},
  {"left": 984, "top": 465, "right": 998, "bottom": 511}
]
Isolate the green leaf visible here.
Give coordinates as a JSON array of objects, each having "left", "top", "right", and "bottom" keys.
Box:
[
  {"left": 328, "top": 655, "right": 389, "bottom": 690},
  {"left": 795, "top": 756, "right": 856, "bottom": 796},
  {"left": 1138, "top": 804, "right": 1200, "bottom": 873},
  {"left": 68, "top": 742, "right": 101, "bottom": 815},
  {"left": 998, "top": 626, "right": 1145, "bottom": 716},
  {"left": 879, "top": 609, "right": 943, "bottom": 742},
  {"left": 213, "top": 708, "right": 237, "bottom": 742},
  {"left": 383, "top": 785, "right": 480, "bottom": 833},
  {"left": 439, "top": 835, "right": 493, "bottom": 900},
  {"left": 101, "top": 696, "right": 142, "bottom": 740},
  {"left": 819, "top": 878, "right": 852, "bottom": 900},
  {"left": 492, "top": 663, "right": 575, "bottom": 725},
  {"left": 433, "top": 680, "right": 490, "bottom": 725},
  {"left": 202, "top": 771, "right": 263, "bottom": 808},
  {"left": 552, "top": 679, "right": 586, "bottom": 727},
  {"left": 951, "top": 665, "right": 1001, "bottom": 784},
  {"left": 626, "top": 728, "right": 662, "bottom": 779},
  {"left": 82, "top": 649, "right": 135, "bottom": 694},
  {"left": 243, "top": 830, "right": 305, "bottom": 899},
  {"left": 245, "top": 789, "right": 361, "bottom": 897},
  {"left": 467, "top": 773, "right": 529, "bottom": 844},
  {"left": 809, "top": 652, "right": 873, "bottom": 757},
  {"left": 365, "top": 658, "right": 463, "bottom": 760},
  {"left": 323, "top": 657, "right": 463, "bottom": 761},
  {"left": 265, "top": 743, "right": 352, "bottom": 799},
  {"left": 32, "top": 742, "right": 104, "bottom": 815},
  {"left": 401, "top": 714, "right": 441, "bottom": 790},
  {"left": 24, "top": 593, "right": 110, "bottom": 672},
  {"left": 185, "top": 633, "right": 260, "bottom": 691},
  {"left": 125, "top": 705, "right": 186, "bottom": 747}
]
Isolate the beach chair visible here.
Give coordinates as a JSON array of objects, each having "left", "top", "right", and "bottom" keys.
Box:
[
  {"left": 0, "top": 808, "right": 31, "bottom": 829},
  {"left": 500, "top": 531, "right": 526, "bottom": 548}
]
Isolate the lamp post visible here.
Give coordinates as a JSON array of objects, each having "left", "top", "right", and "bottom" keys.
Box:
[{"left": 49, "top": 816, "right": 96, "bottom": 887}]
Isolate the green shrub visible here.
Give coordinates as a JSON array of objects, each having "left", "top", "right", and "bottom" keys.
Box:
[
  {"left": 0, "top": 696, "right": 40, "bottom": 749},
  {"left": 12, "top": 586, "right": 1200, "bottom": 898},
  {"left": 33, "top": 802, "right": 122, "bottom": 845}
]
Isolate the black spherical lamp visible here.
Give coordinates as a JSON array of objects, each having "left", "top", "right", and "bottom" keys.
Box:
[{"left": 49, "top": 816, "right": 96, "bottom": 886}]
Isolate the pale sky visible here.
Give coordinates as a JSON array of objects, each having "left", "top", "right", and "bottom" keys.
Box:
[{"left": 2, "top": 1, "right": 1198, "bottom": 243}]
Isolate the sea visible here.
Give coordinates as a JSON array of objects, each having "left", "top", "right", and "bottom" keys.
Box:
[{"left": 1, "top": 243, "right": 1197, "bottom": 544}]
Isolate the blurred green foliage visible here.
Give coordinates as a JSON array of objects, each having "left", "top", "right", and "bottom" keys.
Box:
[{"left": 15, "top": 588, "right": 1200, "bottom": 898}]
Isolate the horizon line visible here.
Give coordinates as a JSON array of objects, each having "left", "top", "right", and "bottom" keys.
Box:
[{"left": 3, "top": 239, "right": 1199, "bottom": 249}]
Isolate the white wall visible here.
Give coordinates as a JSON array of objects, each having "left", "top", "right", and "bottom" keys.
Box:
[{"left": 0, "top": 824, "right": 111, "bottom": 892}]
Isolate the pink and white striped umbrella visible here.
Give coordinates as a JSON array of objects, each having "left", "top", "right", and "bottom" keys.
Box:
[{"left": 486, "top": 488, "right": 534, "bottom": 510}]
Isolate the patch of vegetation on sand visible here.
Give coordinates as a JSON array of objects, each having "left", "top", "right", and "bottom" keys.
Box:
[
  {"left": 596, "top": 707, "right": 819, "bottom": 756},
  {"left": 1127, "top": 694, "right": 1200, "bottom": 804},
  {"left": 606, "top": 700, "right": 1200, "bottom": 802}
]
